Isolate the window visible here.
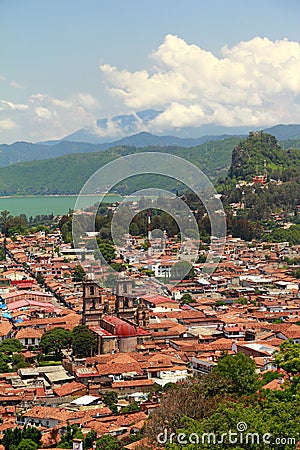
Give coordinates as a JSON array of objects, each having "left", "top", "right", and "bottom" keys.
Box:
[{"left": 90, "top": 286, "right": 94, "bottom": 296}]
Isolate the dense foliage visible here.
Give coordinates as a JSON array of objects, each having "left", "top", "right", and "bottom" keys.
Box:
[
  {"left": 229, "top": 132, "right": 300, "bottom": 182},
  {"left": 39, "top": 326, "right": 96, "bottom": 359},
  {"left": 1, "top": 426, "right": 42, "bottom": 450},
  {"left": 145, "top": 352, "right": 300, "bottom": 450},
  {"left": 0, "top": 138, "right": 241, "bottom": 196}
]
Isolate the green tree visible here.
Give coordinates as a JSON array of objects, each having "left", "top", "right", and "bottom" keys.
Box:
[
  {"left": 103, "top": 390, "right": 118, "bottom": 406},
  {"left": 16, "top": 439, "right": 38, "bottom": 450},
  {"left": 95, "top": 239, "right": 116, "bottom": 264},
  {"left": 11, "top": 353, "right": 30, "bottom": 370},
  {"left": 293, "top": 269, "right": 300, "bottom": 279},
  {"left": 165, "top": 397, "right": 300, "bottom": 450},
  {"left": 0, "top": 353, "right": 9, "bottom": 373},
  {"left": 40, "top": 328, "right": 72, "bottom": 356},
  {"left": 180, "top": 293, "right": 193, "bottom": 304},
  {"left": 0, "top": 245, "right": 6, "bottom": 261},
  {"left": 170, "top": 261, "right": 195, "bottom": 281},
  {"left": 71, "top": 325, "right": 96, "bottom": 357},
  {"left": 96, "top": 434, "right": 121, "bottom": 450},
  {"left": 0, "top": 210, "right": 12, "bottom": 236},
  {"left": 84, "top": 430, "right": 97, "bottom": 449},
  {"left": 0, "top": 338, "right": 23, "bottom": 354},
  {"left": 275, "top": 340, "right": 300, "bottom": 374},
  {"left": 212, "top": 352, "right": 258, "bottom": 395},
  {"left": 102, "top": 390, "right": 118, "bottom": 414},
  {"left": 59, "top": 423, "right": 83, "bottom": 449},
  {"left": 2, "top": 428, "right": 22, "bottom": 450},
  {"left": 72, "top": 265, "right": 86, "bottom": 282},
  {"left": 215, "top": 300, "right": 225, "bottom": 307},
  {"left": 35, "top": 272, "right": 44, "bottom": 285},
  {"left": 1, "top": 427, "right": 41, "bottom": 450}
]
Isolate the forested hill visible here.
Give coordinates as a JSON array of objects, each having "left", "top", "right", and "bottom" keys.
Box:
[
  {"left": 229, "top": 131, "right": 300, "bottom": 182},
  {"left": 220, "top": 132, "right": 300, "bottom": 237},
  {"left": 0, "top": 137, "right": 241, "bottom": 196}
]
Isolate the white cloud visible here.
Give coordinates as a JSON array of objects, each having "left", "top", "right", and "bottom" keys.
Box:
[
  {"left": 100, "top": 34, "right": 300, "bottom": 128},
  {"left": 0, "top": 100, "right": 29, "bottom": 111},
  {"left": 2, "top": 35, "right": 300, "bottom": 143},
  {"left": 35, "top": 106, "right": 53, "bottom": 120},
  {"left": 0, "top": 92, "right": 100, "bottom": 142},
  {"left": 10, "top": 80, "right": 24, "bottom": 89},
  {"left": 0, "top": 119, "right": 16, "bottom": 130}
]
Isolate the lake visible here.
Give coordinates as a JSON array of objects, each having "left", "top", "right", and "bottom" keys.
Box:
[{"left": 0, "top": 194, "right": 123, "bottom": 217}]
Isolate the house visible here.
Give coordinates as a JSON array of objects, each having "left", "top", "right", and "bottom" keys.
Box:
[
  {"left": 53, "top": 381, "right": 87, "bottom": 398},
  {"left": 191, "top": 357, "right": 216, "bottom": 376},
  {"left": 277, "top": 324, "right": 300, "bottom": 344},
  {"left": 140, "top": 295, "right": 179, "bottom": 310},
  {"left": 19, "top": 406, "right": 80, "bottom": 427},
  {"left": 0, "top": 320, "right": 13, "bottom": 342},
  {"left": 15, "top": 328, "right": 43, "bottom": 347}
]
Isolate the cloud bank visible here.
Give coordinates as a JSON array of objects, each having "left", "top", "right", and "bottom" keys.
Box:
[
  {"left": 1, "top": 35, "right": 300, "bottom": 142},
  {"left": 100, "top": 35, "right": 300, "bottom": 130}
]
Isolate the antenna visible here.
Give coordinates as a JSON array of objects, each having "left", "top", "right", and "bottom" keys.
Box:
[
  {"left": 147, "top": 209, "right": 152, "bottom": 257},
  {"left": 263, "top": 159, "right": 268, "bottom": 180}
]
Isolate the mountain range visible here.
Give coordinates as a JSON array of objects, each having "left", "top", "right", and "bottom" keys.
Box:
[
  {"left": 1, "top": 128, "right": 300, "bottom": 197},
  {"left": 38, "top": 108, "right": 300, "bottom": 145},
  {"left": 1, "top": 122, "right": 300, "bottom": 168},
  {"left": 0, "top": 137, "right": 242, "bottom": 196},
  {"left": 0, "top": 132, "right": 240, "bottom": 168}
]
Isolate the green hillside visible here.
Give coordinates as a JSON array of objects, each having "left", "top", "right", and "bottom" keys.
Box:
[
  {"left": 0, "top": 137, "right": 241, "bottom": 196},
  {"left": 229, "top": 131, "right": 300, "bottom": 182},
  {"left": 220, "top": 132, "right": 300, "bottom": 230}
]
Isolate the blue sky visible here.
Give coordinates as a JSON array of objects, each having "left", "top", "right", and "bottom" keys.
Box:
[{"left": 1, "top": 0, "right": 300, "bottom": 143}]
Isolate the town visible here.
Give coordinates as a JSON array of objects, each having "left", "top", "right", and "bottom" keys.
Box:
[{"left": 0, "top": 201, "right": 299, "bottom": 449}]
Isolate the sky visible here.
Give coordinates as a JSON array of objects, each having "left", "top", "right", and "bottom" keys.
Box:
[{"left": 1, "top": 0, "right": 300, "bottom": 143}]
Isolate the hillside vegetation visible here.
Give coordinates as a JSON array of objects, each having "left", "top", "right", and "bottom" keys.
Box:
[
  {"left": 229, "top": 131, "right": 300, "bottom": 182},
  {"left": 0, "top": 137, "right": 241, "bottom": 196}
]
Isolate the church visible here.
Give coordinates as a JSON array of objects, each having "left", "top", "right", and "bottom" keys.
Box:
[{"left": 82, "top": 278, "right": 150, "bottom": 354}]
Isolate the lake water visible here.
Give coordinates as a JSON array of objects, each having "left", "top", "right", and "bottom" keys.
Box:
[{"left": 0, "top": 194, "right": 123, "bottom": 217}]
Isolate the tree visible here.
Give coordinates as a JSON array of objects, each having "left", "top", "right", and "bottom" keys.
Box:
[
  {"left": 72, "top": 265, "right": 86, "bottom": 282},
  {"left": 96, "top": 434, "right": 121, "bottom": 450},
  {"left": 0, "top": 353, "right": 9, "bottom": 373},
  {"left": 16, "top": 439, "right": 38, "bottom": 450},
  {"left": 103, "top": 390, "right": 118, "bottom": 414},
  {"left": 40, "top": 328, "right": 72, "bottom": 356},
  {"left": 293, "top": 268, "right": 300, "bottom": 279},
  {"left": 59, "top": 423, "right": 83, "bottom": 449},
  {"left": 164, "top": 397, "right": 300, "bottom": 450},
  {"left": 0, "top": 210, "right": 12, "bottom": 236},
  {"left": 0, "top": 338, "right": 23, "bottom": 354},
  {"left": 170, "top": 261, "right": 195, "bottom": 281},
  {"left": 11, "top": 353, "right": 30, "bottom": 370},
  {"left": 1, "top": 427, "right": 41, "bottom": 450},
  {"left": 215, "top": 300, "right": 225, "bottom": 307},
  {"left": 180, "top": 293, "right": 193, "bottom": 304},
  {"left": 84, "top": 430, "right": 97, "bottom": 449},
  {"left": 121, "top": 402, "right": 140, "bottom": 413},
  {"left": 213, "top": 352, "right": 259, "bottom": 395},
  {"left": 275, "top": 340, "right": 300, "bottom": 374},
  {"left": 71, "top": 325, "right": 96, "bottom": 357},
  {"left": 95, "top": 239, "right": 116, "bottom": 264},
  {"left": 146, "top": 376, "right": 224, "bottom": 441},
  {"left": 103, "top": 390, "right": 118, "bottom": 407},
  {"left": 234, "top": 297, "right": 248, "bottom": 305},
  {"left": 35, "top": 272, "right": 44, "bottom": 285}
]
